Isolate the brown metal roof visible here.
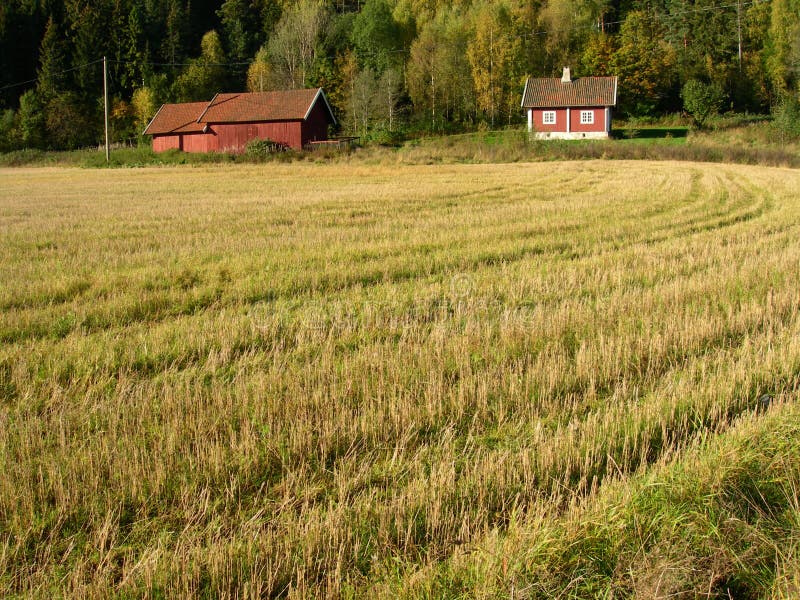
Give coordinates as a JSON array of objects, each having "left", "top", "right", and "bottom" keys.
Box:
[
  {"left": 198, "top": 88, "right": 336, "bottom": 124},
  {"left": 521, "top": 76, "right": 618, "bottom": 108},
  {"left": 142, "top": 102, "right": 208, "bottom": 135}
]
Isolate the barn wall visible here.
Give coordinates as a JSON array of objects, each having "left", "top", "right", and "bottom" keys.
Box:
[
  {"left": 152, "top": 132, "right": 217, "bottom": 152},
  {"left": 301, "top": 101, "right": 331, "bottom": 147},
  {"left": 212, "top": 122, "right": 303, "bottom": 151},
  {"left": 570, "top": 107, "right": 607, "bottom": 133},
  {"left": 152, "top": 119, "right": 324, "bottom": 154},
  {"left": 153, "top": 135, "right": 181, "bottom": 152},
  {"left": 181, "top": 132, "right": 217, "bottom": 152}
]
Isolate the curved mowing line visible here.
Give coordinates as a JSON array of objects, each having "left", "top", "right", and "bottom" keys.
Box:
[{"left": 0, "top": 166, "right": 779, "bottom": 345}]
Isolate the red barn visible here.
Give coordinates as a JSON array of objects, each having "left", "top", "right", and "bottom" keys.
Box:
[
  {"left": 521, "top": 68, "right": 617, "bottom": 140},
  {"left": 144, "top": 88, "right": 336, "bottom": 152}
]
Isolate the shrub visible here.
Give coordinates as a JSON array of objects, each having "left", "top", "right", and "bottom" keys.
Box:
[
  {"left": 0, "top": 109, "right": 16, "bottom": 152},
  {"left": 771, "top": 94, "right": 800, "bottom": 142},
  {"left": 245, "top": 138, "right": 287, "bottom": 158},
  {"left": 681, "top": 80, "right": 726, "bottom": 128},
  {"left": 368, "top": 128, "right": 405, "bottom": 147}
]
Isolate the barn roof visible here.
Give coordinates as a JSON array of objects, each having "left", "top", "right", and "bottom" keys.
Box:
[
  {"left": 198, "top": 88, "right": 336, "bottom": 125},
  {"left": 521, "top": 76, "right": 617, "bottom": 108},
  {"left": 142, "top": 101, "right": 208, "bottom": 135},
  {"left": 143, "top": 88, "right": 337, "bottom": 136}
]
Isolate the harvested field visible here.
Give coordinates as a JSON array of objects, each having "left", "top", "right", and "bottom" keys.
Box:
[{"left": 1, "top": 161, "right": 799, "bottom": 597}]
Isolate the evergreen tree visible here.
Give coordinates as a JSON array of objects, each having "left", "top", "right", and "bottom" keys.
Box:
[
  {"left": 163, "top": 0, "right": 188, "bottom": 64},
  {"left": 1, "top": 0, "right": 46, "bottom": 108},
  {"left": 351, "top": 0, "right": 402, "bottom": 75},
  {"left": 70, "top": 3, "right": 106, "bottom": 101},
  {"left": 37, "top": 17, "right": 68, "bottom": 102},
  {"left": 0, "top": 109, "right": 16, "bottom": 151},
  {"left": 218, "top": 0, "right": 260, "bottom": 76},
  {"left": 15, "top": 89, "right": 45, "bottom": 148},
  {"left": 0, "top": 2, "right": 15, "bottom": 106},
  {"left": 124, "top": 4, "right": 149, "bottom": 91},
  {"left": 45, "top": 91, "right": 97, "bottom": 149},
  {"left": 254, "top": 0, "right": 282, "bottom": 36},
  {"left": 664, "top": 0, "right": 738, "bottom": 86}
]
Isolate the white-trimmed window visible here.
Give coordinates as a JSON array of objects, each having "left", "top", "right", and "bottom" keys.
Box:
[
  {"left": 580, "top": 110, "right": 594, "bottom": 124},
  {"left": 542, "top": 111, "right": 556, "bottom": 125}
]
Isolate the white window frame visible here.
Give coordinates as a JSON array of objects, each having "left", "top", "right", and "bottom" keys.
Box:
[
  {"left": 542, "top": 111, "right": 556, "bottom": 125},
  {"left": 580, "top": 110, "right": 594, "bottom": 125}
]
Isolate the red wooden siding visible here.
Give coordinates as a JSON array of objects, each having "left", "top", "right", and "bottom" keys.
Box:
[
  {"left": 181, "top": 132, "right": 214, "bottom": 152},
  {"left": 152, "top": 135, "right": 181, "bottom": 152},
  {"left": 212, "top": 121, "right": 303, "bottom": 151},
  {"left": 531, "top": 107, "right": 608, "bottom": 133},
  {"left": 531, "top": 108, "right": 569, "bottom": 133},
  {"left": 152, "top": 121, "right": 308, "bottom": 153},
  {"left": 301, "top": 101, "right": 331, "bottom": 147},
  {"left": 570, "top": 107, "right": 606, "bottom": 133}
]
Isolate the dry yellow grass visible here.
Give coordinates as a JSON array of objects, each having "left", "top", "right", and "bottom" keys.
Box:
[{"left": 1, "top": 160, "right": 799, "bottom": 597}]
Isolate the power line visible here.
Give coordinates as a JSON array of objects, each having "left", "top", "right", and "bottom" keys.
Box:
[
  {"left": 0, "top": 76, "right": 39, "bottom": 92},
  {"left": 0, "top": 58, "right": 103, "bottom": 92},
  {"left": 110, "top": 60, "right": 254, "bottom": 67}
]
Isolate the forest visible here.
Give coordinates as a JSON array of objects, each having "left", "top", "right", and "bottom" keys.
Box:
[{"left": 0, "top": 0, "right": 798, "bottom": 151}]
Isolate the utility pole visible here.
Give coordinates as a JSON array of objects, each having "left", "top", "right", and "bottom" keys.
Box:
[
  {"left": 431, "top": 73, "right": 436, "bottom": 132},
  {"left": 736, "top": 0, "right": 743, "bottom": 72},
  {"left": 489, "top": 27, "right": 494, "bottom": 129},
  {"left": 103, "top": 56, "right": 110, "bottom": 162}
]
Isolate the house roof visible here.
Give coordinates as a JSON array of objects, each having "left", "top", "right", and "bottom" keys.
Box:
[
  {"left": 198, "top": 88, "right": 336, "bottom": 125},
  {"left": 142, "top": 101, "right": 208, "bottom": 135},
  {"left": 521, "top": 76, "right": 617, "bottom": 108}
]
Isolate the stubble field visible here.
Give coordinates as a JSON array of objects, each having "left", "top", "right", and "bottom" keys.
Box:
[{"left": 2, "top": 160, "right": 800, "bottom": 598}]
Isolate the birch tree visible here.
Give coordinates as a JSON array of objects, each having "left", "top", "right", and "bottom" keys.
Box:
[{"left": 268, "top": 0, "right": 328, "bottom": 89}]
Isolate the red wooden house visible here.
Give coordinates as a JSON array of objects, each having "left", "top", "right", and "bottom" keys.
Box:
[
  {"left": 521, "top": 68, "right": 617, "bottom": 139},
  {"left": 144, "top": 88, "right": 336, "bottom": 152}
]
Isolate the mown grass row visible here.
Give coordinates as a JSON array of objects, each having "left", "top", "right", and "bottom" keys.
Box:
[
  {"left": 1, "top": 161, "right": 799, "bottom": 597},
  {"left": 381, "top": 399, "right": 800, "bottom": 598}
]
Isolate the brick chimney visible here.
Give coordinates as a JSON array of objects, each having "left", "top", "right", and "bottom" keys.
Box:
[{"left": 561, "top": 67, "right": 571, "bottom": 83}]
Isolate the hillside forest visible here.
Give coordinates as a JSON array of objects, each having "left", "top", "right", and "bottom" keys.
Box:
[{"left": 0, "top": 0, "right": 798, "bottom": 150}]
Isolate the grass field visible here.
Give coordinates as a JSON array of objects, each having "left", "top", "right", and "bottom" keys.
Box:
[
  {"left": 2, "top": 117, "right": 799, "bottom": 170},
  {"left": 2, "top": 161, "right": 800, "bottom": 598}
]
